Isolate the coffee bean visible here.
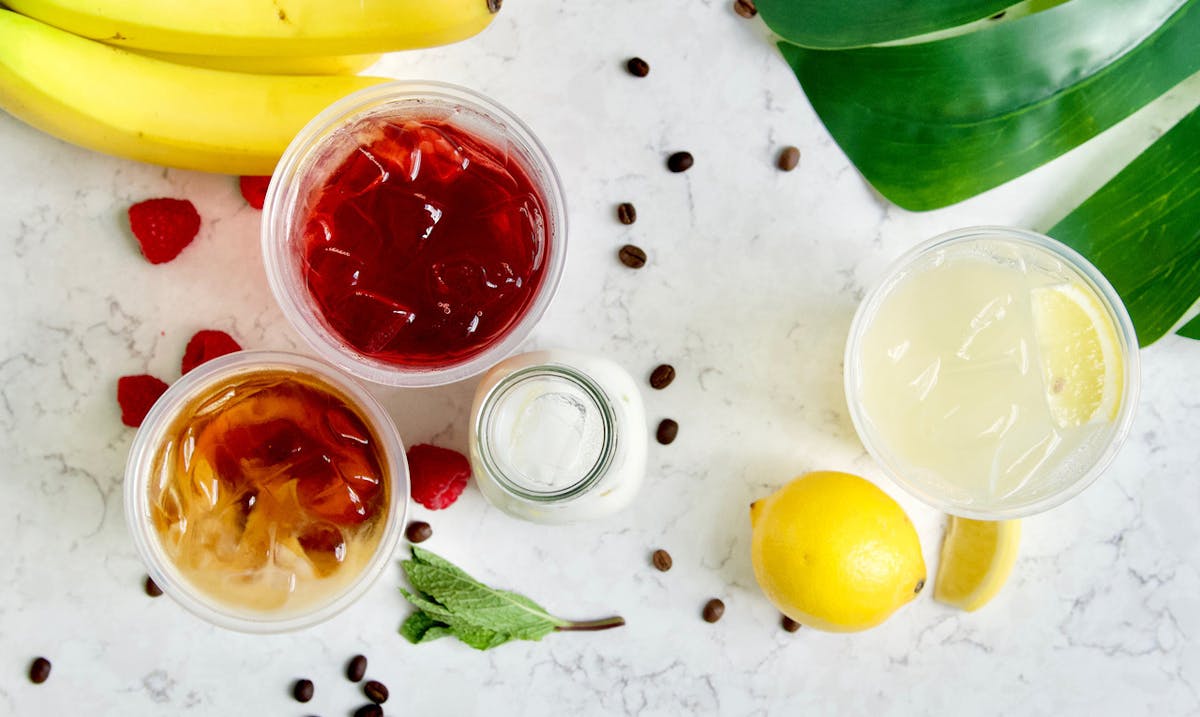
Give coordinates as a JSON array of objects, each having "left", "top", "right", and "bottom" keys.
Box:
[
  {"left": 914, "top": 578, "right": 926, "bottom": 594},
  {"left": 626, "top": 57, "right": 650, "bottom": 77},
  {"left": 406, "top": 520, "right": 432, "bottom": 543},
  {"left": 733, "top": 0, "right": 758, "bottom": 18},
  {"left": 488, "top": 0, "right": 503, "bottom": 13},
  {"left": 292, "top": 678, "right": 314, "bottom": 703},
  {"left": 656, "top": 419, "right": 679, "bottom": 445},
  {"left": 364, "top": 680, "right": 389, "bottom": 704},
  {"left": 346, "top": 654, "right": 367, "bottom": 682},
  {"left": 143, "top": 575, "right": 163, "bottom": 597},
  {"left": 651, "top": 549, "right": 673, "bottom": 572},
  {"left": 777, "top": 146, "right": 801, "bottom": 172},
  {"left": 667, "top": 151, "right": 694, "bottom": 173},
  {"left": 354, "top": 705, "right": 383, "bottom": 717},
  {"left": 702, "top": 598, "right": 725, "bottom": 623},
  {"left": 649, "top": 364, "right": 675, "bottom": 389},
  {"left": 28, "top": 657, "right": 51, "bottom": 684},
  {"left": 618, "top": 244, "right": 647, "bottom": 269},
  {"left": 782, "top": 615, "right": 802, "bottom": 633},
  {"left": 616, "top": 202, "right": 637, "bottom": 225}
]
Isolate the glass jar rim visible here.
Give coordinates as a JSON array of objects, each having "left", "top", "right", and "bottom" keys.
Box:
[
  {"left": 122, "top": 350, "right": 409, "bottom": 633},
  {"left": 473, "top": 363, "right": 618, "bottom": 503},
  {"left": 261, "top": 80, "right": 568, "bottom": 388},
  {"left": 843, "top": 225, "right": 1141, "bottom": 520}
]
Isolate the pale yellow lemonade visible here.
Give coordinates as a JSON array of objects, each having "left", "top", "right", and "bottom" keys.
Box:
[{"left": 849, "top": 233, "right": 1131, "bottom": 515}]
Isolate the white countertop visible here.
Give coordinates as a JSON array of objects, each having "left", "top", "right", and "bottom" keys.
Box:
[{"left": 3, "top": 3, "right": 1200, "bottom": 715}]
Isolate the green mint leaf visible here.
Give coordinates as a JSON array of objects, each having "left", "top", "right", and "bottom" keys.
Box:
[
  {"left": 410, "top": 545, "right": 476, "bottom": 577},
  {"left": 400, "top": 589, "right": 516, "bottom": 650},
  {"left": 451, "top": 624, "right": 515, "bottom": 651},
  {"left": 407, "top": 547, "right": 567, "bottom": 638},
  {"left": 420, "top": 625, "right": 456, "bottom": 643},
  {"left": 400, "top": 610, "right": 451, "bottom": 644},
  {"left": 404, "top": 561, "right": 563, "bottom": 640},
  {"left": 399, "top": 548, "right": 624, "bottom": 650}
]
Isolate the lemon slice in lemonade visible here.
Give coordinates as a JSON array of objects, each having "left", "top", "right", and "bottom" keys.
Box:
[
  {"left": 934, "top": 517, "right": 1020, "bottom": 611},
  {"left": 1030, "top": 283, "right": 1123, "bottom": 428}
]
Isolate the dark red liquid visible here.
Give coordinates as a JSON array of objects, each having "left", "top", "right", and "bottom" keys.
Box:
[{"left": 301, "top": 117, "right": 551, "bottom": 367}]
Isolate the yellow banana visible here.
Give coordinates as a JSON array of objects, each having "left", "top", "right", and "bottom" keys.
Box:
[
  {"left": 130, "top": 50, "right": 383, "bottom": 76},
  {"left": 4, "top": 0, "right": 500, "bottom": 57},
  {"left": 0, "top": 10, "right": 390, "bottom": 175}
]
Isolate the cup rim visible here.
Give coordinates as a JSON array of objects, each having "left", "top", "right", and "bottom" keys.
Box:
[
  {"left": 843, "top": 225, "right": 1141, "bottom": 520},
  {"left": 261, "top": 80, "right": 568, "bottom": 388},
  {"left": 122, "top": 350, "right": 409, "bottom": 633}
]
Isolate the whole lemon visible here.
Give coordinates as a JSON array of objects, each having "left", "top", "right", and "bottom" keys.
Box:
[{"left": 750, "top": 471, "right": 925, "bottom": 632}]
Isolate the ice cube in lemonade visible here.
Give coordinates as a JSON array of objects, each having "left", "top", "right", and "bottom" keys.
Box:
[{"left": 147, "top": 370, "right": 389, "bottom": 615}]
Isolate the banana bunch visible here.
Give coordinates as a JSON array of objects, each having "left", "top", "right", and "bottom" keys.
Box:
[{"left": 0, "top": 1, "right": 500, "bottom": 174}]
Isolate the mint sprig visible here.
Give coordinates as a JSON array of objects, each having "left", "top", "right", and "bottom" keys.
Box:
[{"left": 399, "top": 546, "right": 625, "bottom": 650}]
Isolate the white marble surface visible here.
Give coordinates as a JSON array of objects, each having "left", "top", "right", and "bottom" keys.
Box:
[{"left": 3, "top": 3, "right": 1200, "bottom": 715}]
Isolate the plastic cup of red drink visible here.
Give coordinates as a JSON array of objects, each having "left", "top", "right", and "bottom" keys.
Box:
[
  {"left": 262, "top": 82, "right": 568, "bottom": 387},
  {"left": 123, "top": 351, "right": 409, "bottom": 633}
]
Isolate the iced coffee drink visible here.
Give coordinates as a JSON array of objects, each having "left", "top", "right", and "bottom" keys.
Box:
[{"left": 127, "top": 352, "right": 406, "bottom": 630}]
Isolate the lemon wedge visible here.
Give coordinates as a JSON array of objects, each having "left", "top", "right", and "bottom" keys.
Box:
[
  {"left": 934, "top": 517, "right": 1020, "bottom": 611},
  {"left": 1030, "top": 283, "right": 1123, "bottom": 428}
]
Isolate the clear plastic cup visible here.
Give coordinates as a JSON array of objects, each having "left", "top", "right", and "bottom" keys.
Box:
[
  {"left": 262, "top": 81, "right": 568, "bottom": 387},
  {"left": 123, "top": 351, "right": 409, "bottom": 633},
  {"left": 844, "top": 226, "right": 1140, "bottom": 519}
]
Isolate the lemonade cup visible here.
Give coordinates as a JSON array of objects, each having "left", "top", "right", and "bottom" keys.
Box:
[{"left": 844, "top": 226, "right": 1140, "bottom": 519}]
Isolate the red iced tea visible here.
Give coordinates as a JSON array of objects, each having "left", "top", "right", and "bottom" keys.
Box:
[
  {"left": 148, "top": 369, "right": 389, "bottom": 613},
  {"left": 301, "top": 117, "right": 550, "bottom": 367}
]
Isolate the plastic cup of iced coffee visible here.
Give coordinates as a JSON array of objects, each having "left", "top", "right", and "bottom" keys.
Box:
[{"left": 123, "top": 351, "right": 408, "bottom": 632}]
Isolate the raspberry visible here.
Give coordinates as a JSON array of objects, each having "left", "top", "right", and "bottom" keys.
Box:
[
  {"left": 181, "top": 330, "right": 242, "bottom": 375},
  {"left": 117, "top": 374, "right": 170, "bottom": 428},
  {"left": 239, "top": 175, "right": 272, "bottom": 210},
  {"left": 406, "top": 443, "right": 471, "bottom": 510},
  {"left": 128, "top": 198, "right": 201, "bottom": 264}
]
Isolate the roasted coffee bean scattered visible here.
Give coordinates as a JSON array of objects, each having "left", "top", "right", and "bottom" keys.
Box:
[
  {"left": 346, "top": 654, "right": 367, "bottom": 682},
  {"left": 28, "top": 657, "right": 51, "bottom": 684},
  {"left": 364, "top": 680, "right": 390, "bottom": 704},
  {"left": 656, "top": 419, "right": 679, "bottom": 445},
  {"left": 406, "top": 520, "right": 433, "bottom": 543},
  {"left": 292, "top": 678, "right": 314, "bottom": 703},
  {"left": 488, "top": 0, "right": 503, "bottom": 12},
  {"left": 626, "top": 57, "right": 650, "bottom": 77},
  {"left": 733, "top": 0, "right": 758, "bottom": 18},
  {"left": 651, "top": 549, "right": 673, "bottom": 572},
  {"left": 618, "top": 244, "right": 647, "bottom": 269},
  {"left": 914, "top": 578, "right": 926, "bottom": 594},
  {"left": 143, "top": 575, "right": 163, "bottom": 597},
  {"left": 354, "top": 704, "right": 383, "bottom": 717},
  {"left": 667, "top": 151, "right": 694, "bottom": 173},
  {"left": 702, "top": 598, "right": 726, "bottom": 623},
  {"left": 782, "top": 616, "right": 802, "bottom": 633},
  {"left": 617, "top": 202, "right": 637, "bottom": 225},
  {"left": 649, "top": 364, "right": 676, "bottom": 389},
  {"left": 777, "top": 146, "right": 801, "bottom": 172}
]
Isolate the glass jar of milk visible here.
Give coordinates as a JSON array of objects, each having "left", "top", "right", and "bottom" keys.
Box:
[{"left": 468, "top": 350, "right": 647, "bottom": 523}]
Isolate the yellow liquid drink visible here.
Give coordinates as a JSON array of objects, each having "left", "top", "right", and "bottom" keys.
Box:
[{"left": 845, "top": 228, "right": 1139, "bottom": 518}]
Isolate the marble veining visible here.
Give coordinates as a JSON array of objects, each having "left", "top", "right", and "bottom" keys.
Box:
[{"left": 2, "top": 2, "right": 1199, "bottom": 715}]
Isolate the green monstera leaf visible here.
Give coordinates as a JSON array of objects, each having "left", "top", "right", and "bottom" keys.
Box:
[
  {"left": 1048, "top": 105, "right": 1200, "bottom": 346},
  {"left": 768, "top": 0, "right": 1200, "bottom": 211}
]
